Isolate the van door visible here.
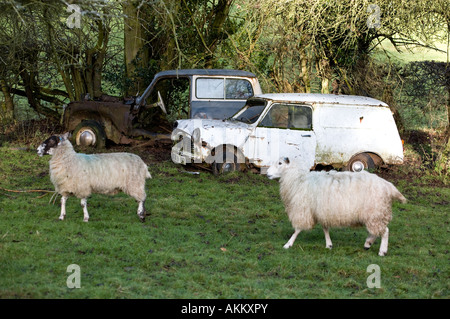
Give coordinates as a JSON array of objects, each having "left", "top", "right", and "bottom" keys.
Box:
[{"left": 247, "top": 103, "right": 316, "bottom": 170}]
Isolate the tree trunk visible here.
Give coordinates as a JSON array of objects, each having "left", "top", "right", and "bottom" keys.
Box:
[
  {"left": 446, "top": 80, "right": 449, "bottom": 144},
  {"left": 70, "top": 65, "right": 86, "bottom": 101},
  {"left": 317, "top": 58, "right": 331, "bottom": 94},
  {"left": 85, "top": 20, "right": 109, "bottom": 99},
  {"left": 160, "top": 0, "right": 181, "bottom": 70},
  {"left": 204, "top": 0, "right": 233, "bottom": 68},
  {"left": 446, "top": 58, "right": 450, "bottom": 145},
  {"left": 0, "top": 79, "right": 14, "bottom": 120},
  {"left": 445, "top": 20, "right": 450, "bottom": 145},
  {"left": 19, "top": 69, "right": 59, "bottom": 121},
  {"left": 93, "top": 47, "right": 107, "bottom": 99},
  {"left": 299, "top": 52, "right": 311, "bottom": 93},
  {"left": 123, "top": 1, "right": 148, "bottom": 96}
]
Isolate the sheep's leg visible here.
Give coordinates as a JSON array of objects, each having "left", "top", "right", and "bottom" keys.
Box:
[
  {"left": 81, "top": 198, "right": 89, "bottom": 222},
  {"left": 283, "top": 228, "right": 301, "bottom": 249},
  {"left": 364, "top": 234, "right": 377, "bottom": 250},
  {"left": 137, "top": 201, "right": 145, "bottom": 222},
  {"left": 378, "top": 227, "right": 389, "bottom": 256},
  {"left": 323, "top": 227, "right": 333, "bottom": 249},
  {"left": 59, "top": 195, "right": 68, "bottom": 221}
]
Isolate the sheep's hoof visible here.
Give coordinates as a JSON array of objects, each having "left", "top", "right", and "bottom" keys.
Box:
[
  {"left": 138, "top": 214, "right": 145, "bottom": 223},
  {"left": 283, "top": 243, "right": 291, "bottom": 249},
  {"left": 326, "top": 245, "right": 333, "bottom": 250},
  {"left": 83, "top": 218, "right": 89, "bottom": 222},
  {"left": 378, "top": 251, "right": 387, "bottom": 257},
  {"left": 364, "top": 246, "right": 371, "bottom": 250}
]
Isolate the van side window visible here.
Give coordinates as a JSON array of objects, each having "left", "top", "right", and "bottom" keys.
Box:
[{"left": 259, "top": 103, "right": 312, "bottom": 130}]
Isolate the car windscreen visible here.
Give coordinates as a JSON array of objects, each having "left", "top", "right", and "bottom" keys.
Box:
[{"left": 232, "top": 100, "right": 266, "bottom": 124}]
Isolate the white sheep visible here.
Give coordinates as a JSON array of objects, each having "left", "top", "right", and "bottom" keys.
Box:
[
  {"left": 37, "top": 132, "right": 152, "bottom": 222},
  {"left": 267, "top": 157, "right": 407, "bottom": 256}
]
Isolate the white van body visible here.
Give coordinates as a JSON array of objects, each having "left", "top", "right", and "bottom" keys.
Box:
[{"left": 171, "top": 93, "right": 404, "bottom": 173}]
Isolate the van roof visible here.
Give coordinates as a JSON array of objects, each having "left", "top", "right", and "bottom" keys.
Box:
[{"left": 253, "top": 93, "right": 389, "bottom": 107}]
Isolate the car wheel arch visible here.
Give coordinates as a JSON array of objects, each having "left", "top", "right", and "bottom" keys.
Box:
[
  {"left": 344, "top": 152, "right": 383, "bottom": 172},
  {"left": 210, "top": 144, "right": 247, "bottom": 175}
]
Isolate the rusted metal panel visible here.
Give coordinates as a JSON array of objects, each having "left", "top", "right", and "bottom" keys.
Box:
[
  {"left": 64, "top": 100, "right": 133, "bottom": 133},
  {"left": 63, "top": 70, "right": 262, "bottom": 146}
]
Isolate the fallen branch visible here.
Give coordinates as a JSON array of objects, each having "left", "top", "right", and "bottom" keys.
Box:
[
  {"left": 0, "top": 187, "right": 57, "bottom": 203},
  {"left": 0, "top": 187, "right": 54, "bottom": 194},
  {"left": 130, "top": 139, "right": 155, "bottom": 149}
]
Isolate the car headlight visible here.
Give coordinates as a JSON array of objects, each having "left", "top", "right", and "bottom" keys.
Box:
[{"left": 192, "top": 128, "right": 201, "bottom": 142}]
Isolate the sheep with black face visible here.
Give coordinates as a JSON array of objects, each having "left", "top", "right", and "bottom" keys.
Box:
[
  {"left": 267, "top": 157, "right": 407, "bottom": 256},
  {"left": 37, "top": 132, "right": 152, "bottom": 222}
]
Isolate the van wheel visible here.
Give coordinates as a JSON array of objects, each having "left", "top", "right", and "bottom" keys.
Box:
[
  {"left": 212, "top": 151, "right": 239, "bottom": 175},
  {"left": 346, "top": 153, "right": 375, "bottom": 172},
  {"left": 73, "top": 120, "right": 106, "bottom": 149}
]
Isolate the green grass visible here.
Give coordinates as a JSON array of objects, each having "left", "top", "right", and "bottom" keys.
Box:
[{"left": 0, "top": 146, "right": 448, "bottom": 299}]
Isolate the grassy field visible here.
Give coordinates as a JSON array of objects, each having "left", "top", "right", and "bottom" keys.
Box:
[
  {"left": 375, "top": 38, "right": 448, "bottom": 64},
  {"left": 0, "top": 141, "right": 448, "bottom": 299}
]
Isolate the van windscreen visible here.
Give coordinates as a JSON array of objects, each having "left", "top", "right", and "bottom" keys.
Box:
[{"left": 232, "top": 100, "right": 266, "bottom": 124}]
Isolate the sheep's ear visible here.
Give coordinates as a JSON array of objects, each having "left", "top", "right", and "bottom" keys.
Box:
[{"left": 283, "top": 157, "right": 290, "bottom": 164}]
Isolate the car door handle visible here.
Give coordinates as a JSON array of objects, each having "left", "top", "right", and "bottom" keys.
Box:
[{"left": 301, "top": 134, "right": 311, "bottom": 137}]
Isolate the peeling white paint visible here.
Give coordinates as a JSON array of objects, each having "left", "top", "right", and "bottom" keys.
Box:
[{"left": 171, "top": 93, "right": 404, "bottom": 172}]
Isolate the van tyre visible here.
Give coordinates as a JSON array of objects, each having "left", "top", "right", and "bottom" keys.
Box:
[
  {"left": 212, "top": 147, "right": 246, "bottom": 175},
  {"left": 212, "top": 151, "right": 239, "bottom": 175},
  {"left": 346, "top": 153, "right": 375, "bottom": 172},
  {"left": 73, "top": 120, "right": 106, "bottom": 149}
]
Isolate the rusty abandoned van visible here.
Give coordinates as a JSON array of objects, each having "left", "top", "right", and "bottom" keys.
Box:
[{"left": 171, "top": 93, "right": 404, "bottom": 174}]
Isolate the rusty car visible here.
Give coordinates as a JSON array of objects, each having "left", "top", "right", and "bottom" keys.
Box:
[{"left": 62, "top": 69, "right": 262, "bottom": 148}]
